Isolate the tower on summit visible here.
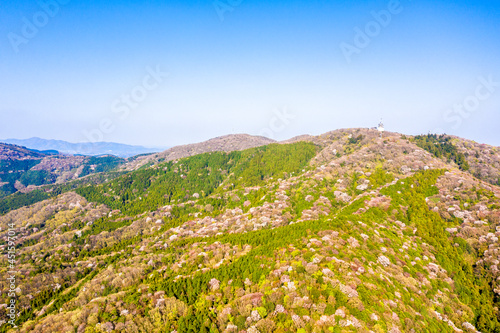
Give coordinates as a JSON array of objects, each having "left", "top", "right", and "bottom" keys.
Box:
[{"left": 377, "top": 119, "right": 384, "bottom": 138}]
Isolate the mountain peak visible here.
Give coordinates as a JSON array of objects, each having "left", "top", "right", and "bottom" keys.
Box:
[{"left": 122, "top": 133, "right": 277, "bottom": 171}]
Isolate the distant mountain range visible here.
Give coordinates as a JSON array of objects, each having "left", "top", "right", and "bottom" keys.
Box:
[{"left": 0, "top": 137, "right": 164, "bottom": 158}]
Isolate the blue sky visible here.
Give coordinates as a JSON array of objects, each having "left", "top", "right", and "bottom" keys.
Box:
[{"left": 0, "top": 0, "right": 499, "bottom": 146}]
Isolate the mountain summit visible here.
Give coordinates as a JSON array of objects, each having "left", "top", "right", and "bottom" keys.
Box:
[{"left": 122, "top": 134, "right": 276, "bottom": 171}]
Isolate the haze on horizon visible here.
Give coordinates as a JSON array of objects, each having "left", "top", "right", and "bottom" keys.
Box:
[{"left": 1, "top": 0, "right": 499, "bottom": 147}]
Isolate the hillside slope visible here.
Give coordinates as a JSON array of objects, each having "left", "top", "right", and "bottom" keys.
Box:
[{"left": 0, "top": 129, "right": 499, "bottom": 333}]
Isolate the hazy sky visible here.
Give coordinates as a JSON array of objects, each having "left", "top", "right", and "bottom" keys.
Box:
[{"left": 1, "top": 0, "right": 499, "bottom": 147}]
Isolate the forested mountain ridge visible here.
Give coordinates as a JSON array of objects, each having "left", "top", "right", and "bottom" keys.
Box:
[
  {"left": 120, "top": 134, "right": 276, "bottom": 171},
  {"left": 0, "top": 129, "right": 500, "bottom": 332},
  {"left": 1, "top": 138, "right": 162, "bottom": 158},
  {"left": 0, "top": 143, "right": 47, "bottom": 160},
  {"left": 0, "top": 143, "right": 125, "bottom": 200}
]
